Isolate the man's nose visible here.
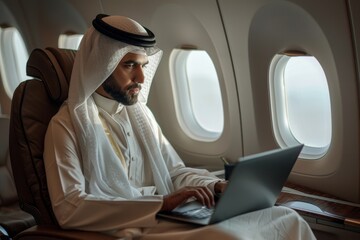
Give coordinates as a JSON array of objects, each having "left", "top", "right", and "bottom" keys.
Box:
[{"left": 134, "top": 67, "right": 145, "bottom": 83}]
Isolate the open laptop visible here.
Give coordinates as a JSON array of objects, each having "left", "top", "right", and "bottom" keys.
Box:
[{"left": 157, "top": 144, "right": 304, "bottom": 225}]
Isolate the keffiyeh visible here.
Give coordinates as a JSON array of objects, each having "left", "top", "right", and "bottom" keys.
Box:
[{"left": 67, "top": 14, "right": 173, "bottom": 198}]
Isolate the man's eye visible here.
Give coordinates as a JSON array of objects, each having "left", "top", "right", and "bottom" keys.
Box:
[
  {"left": 123, "top": 62, "right": 148, "bottom": 69},
  {"left": 124, "top": 63, "right": 135, "bottom": 68}
]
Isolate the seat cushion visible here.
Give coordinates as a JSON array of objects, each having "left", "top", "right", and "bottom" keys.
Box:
[
  {"left": 10, "top": 80, "right": 60, "bottom": 225},
  {"left": 0, "top": 115, "right": 35, "bottom": 238},
  {"left": 0, "top": 154, "right": 18, "bottom": 206}
]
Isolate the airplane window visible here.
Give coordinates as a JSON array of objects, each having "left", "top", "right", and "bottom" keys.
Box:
[
  {"left": 170, "top": 49, "right": 224, "bottom": 141},
  {"left": 0, "top": 27, "right": 28, "bottom": 98},
  {"left": 270, "top": 54, "right": 332, "bottom": 159},
  {"left": 58, "top": 33, "right": 83, "bottom": 50}
]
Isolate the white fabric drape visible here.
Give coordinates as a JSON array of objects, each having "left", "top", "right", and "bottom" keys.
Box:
[{"left": 67, "top": 15, "right": 175, "bottom": 198}]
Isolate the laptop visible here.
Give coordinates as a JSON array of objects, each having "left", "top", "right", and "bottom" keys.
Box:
[{"left": 157, "top": 144, "right": 304, "bottom": 225}]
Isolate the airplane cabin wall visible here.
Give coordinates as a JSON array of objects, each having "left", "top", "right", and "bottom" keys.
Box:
[
  {"left": 348, "top": 0, "right": 360, "bottom": 102},
  {"left": 0, "top": 0, "right": 89, "bottom": 114},
  {"left": 346, "top": 0, "right": 360, "bottom": 202},
  {"left": 219, "top": 0, "right": 360, "bottom": 203},
  {"left": 0, "top": 0, "right": 28, "bottom": 115}
]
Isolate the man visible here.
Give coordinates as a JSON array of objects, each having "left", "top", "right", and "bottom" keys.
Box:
[{"left": 44, "top": 14, "right": 316, "bottom": 239}]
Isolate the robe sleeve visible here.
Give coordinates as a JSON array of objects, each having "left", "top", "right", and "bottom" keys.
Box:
[
  {"left": 160, "top": 134, "right": 221, "bottom": 192},
  {"left": 144, "top": 107, "right": 222, "bottom": 192},
  {"left": 43, "top": 106, "right": 163, "bottom": 232}
]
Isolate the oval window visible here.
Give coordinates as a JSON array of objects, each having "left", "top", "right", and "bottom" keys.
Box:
[
  {"left": 0, "top": 27, "right": 28, "bottom": 98},
  {"left": 58, "top": 33, "right": 83, "bottom": 50},
  {"left": 170, "top": 49, "right": 224, "bottom": 141},
  {"left": 270, "top": 54, "right": 332, "bottom": 158}
]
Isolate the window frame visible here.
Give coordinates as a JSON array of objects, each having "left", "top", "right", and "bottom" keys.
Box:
[
  {"left": 169, "top": 48, "right": 224, "bottom": 142},
  {"left": 0, "top": 27, "right": 28, "bottom": 99},
  {"left": 269, "top": 53, "right": 332, "bottom": 159},
  {"left": 58, "top": 33, "right": 83, "bottom": 50}
]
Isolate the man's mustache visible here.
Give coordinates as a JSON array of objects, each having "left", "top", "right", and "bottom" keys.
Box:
[{"left": 126, "top": 83, "right": 142, "bottom": 91}]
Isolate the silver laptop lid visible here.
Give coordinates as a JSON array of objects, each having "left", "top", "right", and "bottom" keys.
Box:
[
  {"left": 209, "top": 144, "right": 303, "bottom": 224},
  {"left": 157, "top": 145, "right": 303, "bottom": 225}
]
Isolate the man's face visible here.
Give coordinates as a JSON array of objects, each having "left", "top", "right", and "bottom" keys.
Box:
[{"left": 102, "top": 52, "right": 149, "bottom": 105}]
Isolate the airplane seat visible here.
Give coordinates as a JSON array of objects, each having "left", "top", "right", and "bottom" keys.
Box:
[
  {"left": 0, "top": 115, "right": 36, "bottom": 240},
  {"left": 9, "top": 47, "right": 116, "bottom": 240}
]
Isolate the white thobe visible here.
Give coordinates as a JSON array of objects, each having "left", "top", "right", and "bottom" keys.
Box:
[{"left": 43, "top": 93, "right": 316, "bottom": 239}]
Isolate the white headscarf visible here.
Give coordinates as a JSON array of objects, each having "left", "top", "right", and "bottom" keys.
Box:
[{"left": 67, "top": 15, "right": 174, "bottom": 198}]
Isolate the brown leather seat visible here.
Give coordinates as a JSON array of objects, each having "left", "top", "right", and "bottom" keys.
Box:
[
  {"left": 9, "top": 47, "right": 116, "bottom": 239},
  {"left": 0, "top": 115, "right": 35, "bottom": 239}
]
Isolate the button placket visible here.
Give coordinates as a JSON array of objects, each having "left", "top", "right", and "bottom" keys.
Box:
[{"left": 123, "top": 123, "right": 135, "bottom": 181}]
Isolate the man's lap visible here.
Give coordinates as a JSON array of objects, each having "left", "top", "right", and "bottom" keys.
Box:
[{"left": 110, "top": 206, "right": 315, "bottom": 240}]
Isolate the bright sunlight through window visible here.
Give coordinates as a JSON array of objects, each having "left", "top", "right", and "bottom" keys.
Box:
[
  {"left": 0, "top": 27, "right": 28, "bottom": 98},
  {"left": 58, "top": 33, "right": 83, "bottom": 50},
  {"left": 170, "top": 49, "right": 224, "bottom": 141},
  {"left": 270, "top": 54, "right": 332, "bottom": 159}
]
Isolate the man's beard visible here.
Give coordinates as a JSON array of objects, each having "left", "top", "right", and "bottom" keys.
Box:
[{"left": 102, "top": 76, "right": 142, "bottom": 106}]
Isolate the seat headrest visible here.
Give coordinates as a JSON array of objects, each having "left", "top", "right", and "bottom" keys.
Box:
[{"left": 26, "top": 47, "right": 77, "bottom": 104}]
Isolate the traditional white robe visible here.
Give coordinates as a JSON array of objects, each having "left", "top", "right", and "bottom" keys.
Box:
[{"left": 44, "top": 93, "right": 316, "bottom": 239}]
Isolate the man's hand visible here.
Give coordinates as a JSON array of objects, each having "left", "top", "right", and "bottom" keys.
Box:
[
  {"left": 160, "top": 186, "right": 215, "bottom": 212},
  {"left": 214, "top": 180, "right": 228, "bottom": 194}
]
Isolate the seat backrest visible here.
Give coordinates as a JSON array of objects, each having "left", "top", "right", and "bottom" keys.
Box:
[
  {"left": 0, "top": 115, "right": 17, "bottom": 206},
  {"left": 9, "top": 47, "right": 76, "bottom": 225}
]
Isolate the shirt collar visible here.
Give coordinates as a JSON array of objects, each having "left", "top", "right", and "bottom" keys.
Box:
[{"left": 92, "top": 92, "right": 124, "bottom": 115}]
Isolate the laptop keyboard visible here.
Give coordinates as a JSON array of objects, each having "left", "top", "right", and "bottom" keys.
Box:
[{"left": 176, "top": 206, "right": 214, "bottom": 219}]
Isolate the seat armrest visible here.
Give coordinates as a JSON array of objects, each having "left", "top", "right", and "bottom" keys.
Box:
[{"left": 14, "top": 225, "right": 117, "bottom": 240}]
